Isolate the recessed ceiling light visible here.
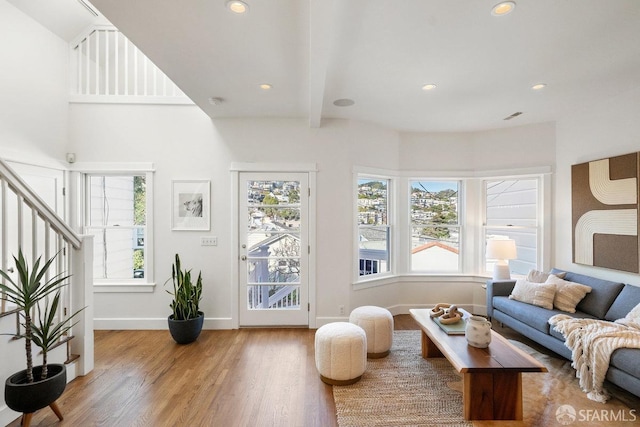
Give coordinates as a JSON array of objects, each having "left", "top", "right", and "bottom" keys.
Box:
[
  {"left": 491, "top": 1, "right": 516, "bottom": 16},
  {"left": 259, "top": 83, "right": 272, "bottom": 90},
  {"left": 333, "top": 98, "right": 355, "bottom": 107},
  {"left": 421, "top": 84, "right": 437, "bottom": 91},
  {"left": 226, "top": 1, "right": 248, "bottom": 14},
  {"left": 531, "top": 83, "right": 547, "bottom": 91}
]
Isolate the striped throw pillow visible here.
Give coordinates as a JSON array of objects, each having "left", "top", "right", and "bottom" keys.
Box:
[
  {"left": 545, "top": 274, "right": 592, "bottom": 313},
  {"left": 509, "top": 279, "right": 556, "bottom": 310}
]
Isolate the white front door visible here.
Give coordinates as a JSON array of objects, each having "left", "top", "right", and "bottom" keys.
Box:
[{"left": 238, "top": 172, "right": 309, "bottom": 326}]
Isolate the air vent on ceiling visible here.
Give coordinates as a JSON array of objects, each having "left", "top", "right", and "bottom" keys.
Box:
[{"left": 503, "top": 111, "right": 523, "bottom": 121}]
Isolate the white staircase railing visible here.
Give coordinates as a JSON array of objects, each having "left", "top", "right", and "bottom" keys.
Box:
[
  {"left": 70, "top": 25, "right": 193, "bottom": 104},
  {"left": 0, "top": 158, "right": 94, "bottom": 413}
]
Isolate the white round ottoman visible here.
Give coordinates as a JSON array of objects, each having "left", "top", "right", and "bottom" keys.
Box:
[
  {"left": 314, "top": 322, "right": 367, "bottom": 385},
  {"left": 349, "top": 306, "right": 394, "bottom": 358}
]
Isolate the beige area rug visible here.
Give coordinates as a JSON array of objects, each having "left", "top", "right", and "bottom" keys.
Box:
[
  {"left": 333, "top": 330, "right": 472, "bottom": 427},
  {"left": 333, "top": 330, "right": 639, "bottom": 427}
]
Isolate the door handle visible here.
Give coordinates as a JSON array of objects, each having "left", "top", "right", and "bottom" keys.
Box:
[{"left": 241, "top": 255, "right": 247, "bottom": 261}]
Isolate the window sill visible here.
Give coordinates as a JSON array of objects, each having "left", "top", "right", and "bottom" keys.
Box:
[
  {"left": 94, "top": 282, "right": 156, "bottom": 293},
  {"left": 353, "top": 274, "right": 491, "bottom": 291}
]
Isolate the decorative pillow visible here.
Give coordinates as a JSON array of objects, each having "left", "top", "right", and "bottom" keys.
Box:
[
  {"left": 615, "top": 302, "right": 640, "bottom": 329},
  {"left": 526, "top": 269, "right": 567, "bottom": 283},
  {"left": 509, "top": 279, "right": 556, "bottom": 310},
  {"left": 545, "top": 275, "right": 592, "bottom": 313}
]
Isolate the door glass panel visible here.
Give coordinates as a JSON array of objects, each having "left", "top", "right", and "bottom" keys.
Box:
[
  {"left": 248, "top": 207, "right": 301, "bottom": 232},
  {"left": 244, "top": 179, "right": 302, "bottom": 313},
  {"left": 247, "top": 285, "right": 301, "bottom": 310},
  {"left": 247, "top": 256, "right": 300, "bottom": 284}
]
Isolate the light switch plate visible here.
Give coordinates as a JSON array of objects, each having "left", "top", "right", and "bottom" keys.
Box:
[{"left": 201, "top": 236, "right": 217, "bottom": 246}]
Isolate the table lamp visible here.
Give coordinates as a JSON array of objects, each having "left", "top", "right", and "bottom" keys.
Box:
[{"left": 486, "top": 238, "right": 517, "bottom": 280}]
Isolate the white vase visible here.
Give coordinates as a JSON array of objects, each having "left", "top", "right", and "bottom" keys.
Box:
[{"left": 465, "top": 315, "right": 492, "bottom": 348}]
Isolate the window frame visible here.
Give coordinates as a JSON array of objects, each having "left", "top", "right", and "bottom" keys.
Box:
[
  {"left": 355, "top": 172, "right": 395, "bottom": 283},
  {"left": 76, "top": 163, "right": 155, "bottom": 292},
  {"left": 481, "top": 173, "right": 549, "bottom": 277},
  {"left": 408, "top": 179, "right": 463, "bottom": 274},
  {"left": 353, "top": 167, "right": 550, "bottom": 285}
]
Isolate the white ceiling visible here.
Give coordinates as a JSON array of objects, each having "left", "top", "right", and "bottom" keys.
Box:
[{"left": 11, "top": 0, "right": 640, "bottom": 133}]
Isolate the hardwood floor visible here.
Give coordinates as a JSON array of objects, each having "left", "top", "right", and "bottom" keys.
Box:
[
  {"left": 9, "top": 316, "right": 417, "bottom": 427},
  {"left": 12, "top": 315, "right": 637, "bottom": 426}
]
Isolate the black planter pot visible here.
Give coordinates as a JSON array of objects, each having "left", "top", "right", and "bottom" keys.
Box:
[
  {"left": 168, "top": 311, "right": 204, "bottom": 344},
  {"left": 5, "top": 364, "right": 66, "bottom": 414}
]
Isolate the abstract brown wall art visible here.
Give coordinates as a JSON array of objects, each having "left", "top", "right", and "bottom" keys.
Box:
[{"left": 572, "top": 152, "right": 639, "bottom": 273}]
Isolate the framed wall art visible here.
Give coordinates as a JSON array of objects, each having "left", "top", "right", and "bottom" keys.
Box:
[
  {"left": 572, "top": 152, "right": 638, "bottom": 273},
  {"left": 171, "top": 180, "right": 210, "bottom": 231}
]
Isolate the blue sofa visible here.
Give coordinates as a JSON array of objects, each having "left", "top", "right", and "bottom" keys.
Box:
[{"left": 486, "top": 269, "right": 640, "bottom": 399}]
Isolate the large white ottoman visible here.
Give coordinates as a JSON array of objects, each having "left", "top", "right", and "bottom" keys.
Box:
[
  {"left": 349, "top": 306, "right": 394, "bottom": 358},
  {"left": 314, "top": 322, "right": 367, "bottom": 385}
]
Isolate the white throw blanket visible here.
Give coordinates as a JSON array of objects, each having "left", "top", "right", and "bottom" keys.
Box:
[{"left": 549, "top": 314, "right": 640, "bottom": 403}]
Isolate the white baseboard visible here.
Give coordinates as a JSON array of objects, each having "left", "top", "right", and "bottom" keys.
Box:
[
  {"left": 315, "top": 316, "right": 350, "bottom": 327},
  {"left": 0, "top": 404, "right": 20, "bottom": 427},
  {"left": 94, "top": 317, "right": 234, "bottom": 330},
  {"left": 93, "top": 307, "right": 488, "bottom": 331},
  {"left": 386, "top": 303, "right": 480, "bottom": 316},
  {"left": 314, "top": 303, "right": 487, "bottom": 329}
]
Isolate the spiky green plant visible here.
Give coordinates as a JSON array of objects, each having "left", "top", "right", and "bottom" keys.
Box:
[
  {"left": 166, "top": 254, "right": 202, "bottom": 320},
  {"left": 31, "top": 291, "right": 84, "bottom": 379},
  {"left": 0, "top": 250, "right": 71, "bottom": 383}
]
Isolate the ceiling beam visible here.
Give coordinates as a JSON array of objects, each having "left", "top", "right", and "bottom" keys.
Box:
[{"left": 308, "top": 0, "right": 336, "bottom": 128}]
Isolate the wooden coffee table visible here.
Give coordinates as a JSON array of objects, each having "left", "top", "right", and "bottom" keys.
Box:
[{"left": 409, "top": 308, "right": 547, "bottom": 421}]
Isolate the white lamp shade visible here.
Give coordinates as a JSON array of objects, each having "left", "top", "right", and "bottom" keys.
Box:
[
  {"left": 486, "top": 238, "right": 517, "bottom": 280},
  {"left": 486, "top": 239, "right": 517, "bottom": 260}
]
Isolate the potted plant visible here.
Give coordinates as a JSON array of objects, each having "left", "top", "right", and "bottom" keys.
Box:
[
  {"left": 0, "top": 249, "right": 83, "bottom": 424},
  {"left": 166, "top": 253, "right": 204, "bottom": 344}
]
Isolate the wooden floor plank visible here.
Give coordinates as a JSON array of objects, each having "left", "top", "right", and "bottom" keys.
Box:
[
  {"left": 9, "top": 314, "right": 636, "bottom": 426},
  {"left": 7, "top": 327, "right": 337, "bottom": 427}
]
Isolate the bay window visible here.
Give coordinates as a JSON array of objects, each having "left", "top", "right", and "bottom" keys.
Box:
[
  {"left": 484, "top": 178, "right": 539, "bottom": 277},
  {"left": 410, "top": 180, "right": 461, "bottom": 273},
  {"left": 354, "top": 169, "right": 547, "bottom": 282},
  {"left": 357, "top": 177, "right": 391, "bottom": 277}
]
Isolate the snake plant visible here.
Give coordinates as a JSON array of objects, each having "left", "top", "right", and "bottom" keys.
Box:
[{"left": 167, "top": 254, "right": 202, "bottom": 320}]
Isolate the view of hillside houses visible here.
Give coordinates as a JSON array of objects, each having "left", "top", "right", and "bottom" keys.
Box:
[
  {"left": 246, "top": 180, "right": 301, "bottom": 309},
  {"left": 357, "top": 179, "right": 461, "bottom": 274},
  {"left": 357, "top": 178, "right": 538, "bottom": 274},
  {"left": 410, "top": 181, "right": 460, "bottom": 271}
]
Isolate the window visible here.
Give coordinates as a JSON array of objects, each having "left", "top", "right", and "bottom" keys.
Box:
[
  {"left": 85, "top": 174, "right": 149, "bottom": 281},
  {"left": 357, "top": 177, "right": 391, "bottom": 277},
  {"left": 485, "top": 178, "right": 539, "bottom": 276},
  {"left": 410, "top": 180, "right": 461, "bottom": 272}
]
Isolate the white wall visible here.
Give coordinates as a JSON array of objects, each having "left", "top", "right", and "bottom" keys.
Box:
[
  {"left": 67, "top": 99, "right": 561, "bottom": 327},
  {"left": 0, "top": 0, "right": 68, "bottom": 165},
  {"left": 0, "top": 3, "right": 74, "bottom": 424},
  {"left": 67, "top": 105, "right": 403, "bottom": 326},
  {"left": 555, "top": 86, "right": 640, "bottom": 286},
  {"left": 15, "top": 0, "right": 640, "bottom": 331},
  {"left": 400, "top": 122, "right": 556, "bottom": 172}
]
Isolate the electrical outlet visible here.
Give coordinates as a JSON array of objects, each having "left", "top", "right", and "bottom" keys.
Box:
[
  {"left": 339, "top": 305, "right": 345, "bottom": 315},
  {"left": 201, "top": 236, "right": 217, "bottom": 246}
]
